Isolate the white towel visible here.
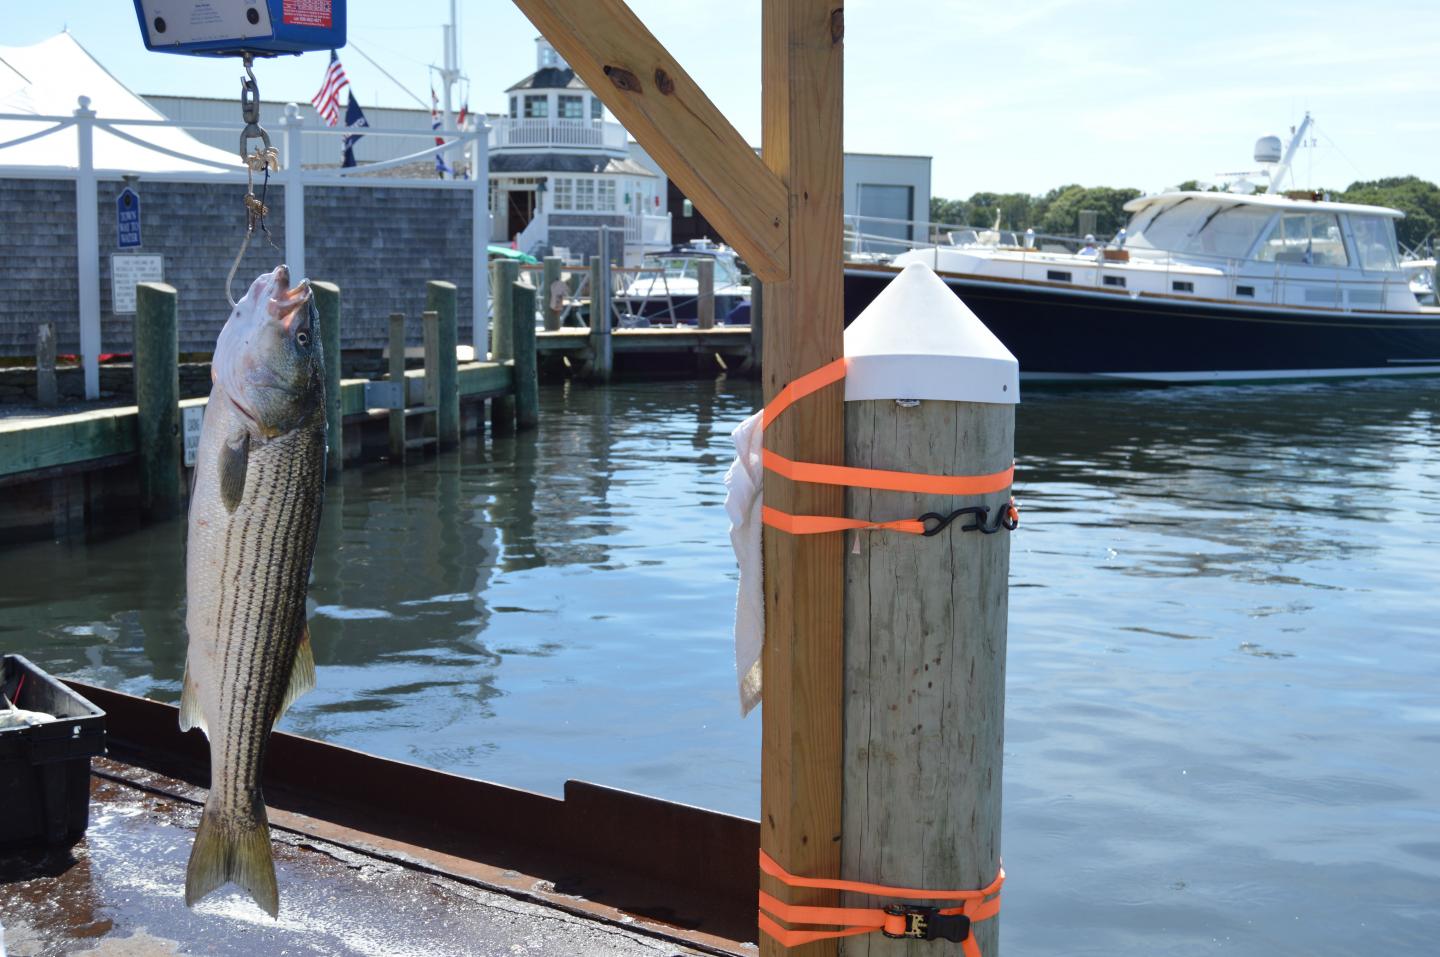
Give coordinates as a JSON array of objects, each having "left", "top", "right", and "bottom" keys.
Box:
[{"left": 724, "top": 409, "right": 765, "bottom": 716}]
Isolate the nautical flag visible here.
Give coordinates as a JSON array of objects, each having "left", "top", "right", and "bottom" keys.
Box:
[
  {"left": 311, "top": 50, "right": 349, "bottom": 126},
  {"left": 430, "top": 86, "right": 451, "bottom": 177},
  {"left": 456, "top": 101, "right": 470, "bottom": 179},
  {"left": 341, "top": 91, "right": 369, "bottom": 168}
]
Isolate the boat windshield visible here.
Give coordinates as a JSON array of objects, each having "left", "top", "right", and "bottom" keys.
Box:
[
  {"left": 659, "top": 255, "right": 741, "bottom": 285},
  {"left": 1254, "top": 213, "right": 1348, "bottom": 266},
  {"left": 1126, "top": 199, "right": 1272, "bottom": 261},
  {"left": 1349, "top": 214, "right": 1400, "bottom": 271}
]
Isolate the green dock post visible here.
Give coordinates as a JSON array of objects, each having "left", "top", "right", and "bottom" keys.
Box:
[
  {"left": 134, "top": 282, "right": 180, "bottom": 521},
  {"left": 541, "top": 256, "right": 563, "bottom": 331},
  {"left": 425, "top": 280, "right": 460, "bottom": 449},
  {"left": 388, "top": 312, "right": 407, "bottom": 463},
  {"left": 312, "top": 281, "right": 343, "bottom": 478},
  {"left": 490, "top": 260, "right": 519, "bottom": 435},
  {"left": 35, "top": 321, "right": 58, "bottom": 407},
  {"left": 588, "top": 229, "right": 614, "bottom": 382},
  {"left": 696, "top": 258, "right": 716, "bottom": 330},
  {"left": 511, "top": 280, "right": 539, "bottom": 431}
]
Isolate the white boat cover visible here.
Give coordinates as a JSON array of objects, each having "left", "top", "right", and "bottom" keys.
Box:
[{"left": 0, "top": 32, "right": 241, "bottom": 174}]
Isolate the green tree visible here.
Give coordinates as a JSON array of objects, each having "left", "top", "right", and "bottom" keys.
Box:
[
  {"left": 1337, "top": 176, "right": 1440, "bottom": 251},
  {"left": 1036, "top": 185, "right": 1142, "bottom": 238}
]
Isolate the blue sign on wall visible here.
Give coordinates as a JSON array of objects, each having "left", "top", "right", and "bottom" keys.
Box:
[{"left": 117, "top": 188, "right": 141, "bottom": 248}]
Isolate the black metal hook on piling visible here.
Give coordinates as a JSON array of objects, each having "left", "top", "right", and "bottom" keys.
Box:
[{"left": 920, "top": 503, "right": 1018, "bottom": 537}]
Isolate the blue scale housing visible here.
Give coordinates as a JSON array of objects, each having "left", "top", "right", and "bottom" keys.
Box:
[{"left": 133, "top": 0, "right": 346, "bottom": 57}]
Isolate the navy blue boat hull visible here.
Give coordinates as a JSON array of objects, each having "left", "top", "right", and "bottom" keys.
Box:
[{"left": 843, "top": 267, "right": 1440, "bottom": 383}]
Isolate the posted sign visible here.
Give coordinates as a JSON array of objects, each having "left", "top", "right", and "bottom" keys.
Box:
[
  {"left": 183, "top": 405, "right": 205, "bottom": 468},
  {"left": 117, "top": 188, "right": 141, "bottom": 248},
  {"left": 110, "top": 255, "right": 164, "bottom": 315}
]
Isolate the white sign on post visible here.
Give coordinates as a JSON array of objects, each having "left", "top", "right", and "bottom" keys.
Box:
[
  {"left": 110, "top": 255, "right": 164, "bottom": 315},
  {"left": 183, "top": 405, "right": 205, "bottom": 468}
]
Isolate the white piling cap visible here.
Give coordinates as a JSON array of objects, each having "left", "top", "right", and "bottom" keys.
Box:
[{"left": 844, "top": 262, "right": 1019, "bottom": 405}]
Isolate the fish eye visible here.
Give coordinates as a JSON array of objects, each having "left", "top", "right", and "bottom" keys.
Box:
[{"left": 296, "top": 330, "right": 310, "bottom": 348}]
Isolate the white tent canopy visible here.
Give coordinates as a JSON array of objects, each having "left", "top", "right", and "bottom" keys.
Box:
[{"left": 0, "top": 32, "right": 241, "bottom": 173}]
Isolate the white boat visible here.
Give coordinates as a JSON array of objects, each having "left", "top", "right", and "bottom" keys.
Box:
[
  {"left": 843, "top": 115, "right": 1440, "bottom": 383},
  {"left": 618, "top": 239, "right": 751, "bottom": 325}
]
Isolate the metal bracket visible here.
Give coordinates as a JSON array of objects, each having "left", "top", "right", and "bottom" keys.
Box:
[{"left": 365, "top": 381, "right": 405, "bottom": 410}]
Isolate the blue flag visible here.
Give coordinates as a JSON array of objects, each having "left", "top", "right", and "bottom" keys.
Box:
[{"left": 341, "top": 92, "right": 368, "bottom": 168}]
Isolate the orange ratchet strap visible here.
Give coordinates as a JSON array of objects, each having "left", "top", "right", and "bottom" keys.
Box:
[
  {"left": 762, "top": 357, "right": 1017, "bottom": 535},
  {"left": 758, "top": 849, "right": 1004, "bottom": 956}
]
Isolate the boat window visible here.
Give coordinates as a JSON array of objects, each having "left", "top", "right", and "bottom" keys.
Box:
[
  {"left": 1184, "top": 206, "right": 1270, "bottom": 260},
  {"left": 716, "top": 258, "right": 741, "bottom": 285},
  {"left": 1103, "top": 275, "right": 1126, "bottom": 287},
  {"left": 662, "top": 258, "right": 694, "bottom": 279},
  {"left": 523, "top": 95, "right": 549, "bottom": 119},
  {"left": 1237, "top": 284, "right": 1255, "bottom": 297},
  {"left": 1047, "top": 270, "right": 1072, "bottom": 282},
  {"left": 1255, "top": 213, "right": 1348, "bottom": 266},
  {"left": 1172, "top": 280, "right": 1194, "bottom": 292},
  {"left": 558, "top": 95, "right": 584, "bottom": 120},
  {"left": 1349, "top": 215, "right": 1399, "bottom": 271}
]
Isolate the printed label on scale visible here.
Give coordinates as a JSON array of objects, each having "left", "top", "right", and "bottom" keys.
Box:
[
  {"left": 183, "top": 405, "right": 206, "bottom": 468},
  {"left": 283, "top": 0, "right": 332, "bottom": 27}
]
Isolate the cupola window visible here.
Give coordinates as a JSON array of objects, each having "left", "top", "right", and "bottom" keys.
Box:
[
  {"left": 523, "top": 95, "right": 549, "bottom": 119},
  {"left": 591, "top": 97, "right": 603, "bottom": 121},
  {"left": 558, "top": 95, "right": 584, "bottom": 120}
]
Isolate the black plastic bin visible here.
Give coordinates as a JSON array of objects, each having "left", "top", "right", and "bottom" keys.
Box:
[{"left": 0, "top": 655, "right": 107, "bottom": 848}]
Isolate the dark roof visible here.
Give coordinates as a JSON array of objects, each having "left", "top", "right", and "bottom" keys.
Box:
[
  {"left": 490, "top": 153, "right": 656, "bottom": 177},
  {"left": 505, "top": 67, "right": 586, "bottom": 93}
]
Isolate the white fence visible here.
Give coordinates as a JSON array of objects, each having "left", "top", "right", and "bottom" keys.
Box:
[
  {"left": 0, "top": 98, "right": 492, "bottom": 399},
  {"left": 490, "top": 117, "right": 628, "bottom": 152}
]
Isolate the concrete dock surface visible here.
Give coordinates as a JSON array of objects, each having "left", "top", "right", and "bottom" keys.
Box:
[{"left": 0, "top": 763, "right": 724, "bottom": 957}]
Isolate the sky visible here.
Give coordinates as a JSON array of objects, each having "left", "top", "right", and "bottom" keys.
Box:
[{"left": 7, "top": 1, "right": 1439, "bottom": 199}]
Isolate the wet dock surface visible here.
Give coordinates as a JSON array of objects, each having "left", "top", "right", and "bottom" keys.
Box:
[{"left": 0, "top": 763, "right": 719, "bottom": 957}]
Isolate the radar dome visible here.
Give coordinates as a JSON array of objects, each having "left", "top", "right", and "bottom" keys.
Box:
[{"left": 1254, "top": 135, "right": 1283, "bottom": 164}]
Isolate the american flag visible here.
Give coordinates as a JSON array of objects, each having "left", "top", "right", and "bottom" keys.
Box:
[{"left": 311, "top": 50, "right": 349, "bottom": 127}]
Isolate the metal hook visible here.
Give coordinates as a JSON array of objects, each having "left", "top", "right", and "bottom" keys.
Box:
[
  {"left": 920, "top": 503, "right": 1018, "bottom": 537},
  {"left": 238, "top": 52, "right": 271, "bottom": 162}
]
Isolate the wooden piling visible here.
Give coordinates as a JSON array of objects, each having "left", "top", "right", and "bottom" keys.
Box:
[
  {"left": 425, "top": 280, "right": 461, "bottom": 449},
  {"left": 491, "top": 259, "right": 520, "bottom": 435},
  {"left": 842, "top": 399, "right": 1013, "bottom": 956},
  {"left": 511, "top": 281, "right": 540, "bottom": 431},
  {"left": 759, "top": 3, "right": 846, "bottom": 955},
  {"left": 542, "top": 256, "right": 564, "bottom": 331},
  {"left": 388, "top": 312, "right": 407, "bottom": 462},
  {"left": 133, "top": 282, "right": 181, "bottom": 521},
  {"left": 35, "top": 322, "right": 57, "bottom": 407},
  {"left": 422, "top": 309, "right": 440, "bottom": 445},
  {"left": 312, "top": 281, "right": 343, "bottom": 478},
  {"left": 590, "top": 232, "right": 614, "bottom": 382},
  {"left": 696, "top": 258, "right": 716, "bottom": 330}
]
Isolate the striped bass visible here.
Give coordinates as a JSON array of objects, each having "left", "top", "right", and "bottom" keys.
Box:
[{"left": 181, "top": 265, "right": 325, "bottom": 916}]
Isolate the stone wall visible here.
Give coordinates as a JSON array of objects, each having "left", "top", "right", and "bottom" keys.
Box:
[{"left": 0, "top": 177, "right": 479, "bottom": 358}]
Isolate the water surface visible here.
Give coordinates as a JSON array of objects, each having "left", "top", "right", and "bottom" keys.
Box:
[{"left": 4, "top": 377, "right": 1438, "bottom": 955}]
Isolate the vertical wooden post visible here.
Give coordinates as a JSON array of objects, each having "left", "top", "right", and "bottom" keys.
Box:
[
  {"left": 590, "top": 231, "right": 614, "bottom": 381},
  {"left": 388, "top": 312, "right": 407, "bottom": 462},
  {"left": 491, "top": 260, "right": 519, "bottom": 435},
  {"left": 842, "top": 400, "right": 1012, "bottom": 957},
  {"left": 426, "top": 280, "right": 461, "bottom": 449},
  {"left": 511, "top": 280, "right": 540, "bottom": 431},
  {"left": 134, "top": 282, "right": 181, "bottom": 521},
  {"left": 760, "top": 5, "right": 846, "bottom": 957},
  {"left": 422, "top": 309, "right": 440, "bottom": 445},
  {"left": 541, "top": 256, "right": 564, "bottom": 331},
  {"left": 312, "top": 281, "right": 343, "bottom": 478},
  {"left": 35, "top": 322, "right": 57, "bottom": 407},
  {"left": 696, "top": 258, "right": 716, "bottom": 329}
]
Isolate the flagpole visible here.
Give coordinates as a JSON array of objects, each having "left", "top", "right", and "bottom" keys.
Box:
[{"left": 439, "top": 0, "right": 458, "bottom": 179}]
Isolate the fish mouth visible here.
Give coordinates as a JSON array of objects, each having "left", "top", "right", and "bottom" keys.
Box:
[{"left": 267, "top": 266, "right": 312, "bottom": 328}]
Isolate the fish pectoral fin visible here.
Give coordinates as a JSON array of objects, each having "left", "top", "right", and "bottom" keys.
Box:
[
  {"left": 178, "top": 662, "right": 209, "bottom": 739},
  {"left": 273, "top": 624, "right": 316, "bottom": 726},
  {"left": 218, "top": 431, "right": 250, "bottom": 513},
  {"left": 185, "top": 799, "right": 279, "bottom": 918}
]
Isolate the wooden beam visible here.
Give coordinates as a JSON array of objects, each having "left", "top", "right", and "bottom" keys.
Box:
[
  {"left": 509, "top": 0, "right": 791, "bottom": 282},
  {"left": 760, "top": 3, "right": 846, "bottom": 957}
]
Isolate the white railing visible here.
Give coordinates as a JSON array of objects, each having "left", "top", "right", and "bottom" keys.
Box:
[
  {"left": 489, "top": 117, "right": 628, "bottom": 152},
  {"left": 625, "top": 212, "right": 671, "bottom": 250},
  {"left": 0, "top": 98, "right": 495, "bottom": 394}
]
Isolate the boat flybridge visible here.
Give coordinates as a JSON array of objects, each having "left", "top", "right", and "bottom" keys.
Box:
[{"left": 844, "top": 115, "right": 1440, "bottom": 383}]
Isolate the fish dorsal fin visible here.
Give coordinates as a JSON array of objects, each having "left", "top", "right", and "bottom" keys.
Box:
[
  {"left": 274, "top": 624, "right": 316, "bottom": 726},
  {"left": 218, "top": 431, "right": 250, "bottom": 513},
  {"left": 178, "top": 661, "right": 209, "bottom": 739}
]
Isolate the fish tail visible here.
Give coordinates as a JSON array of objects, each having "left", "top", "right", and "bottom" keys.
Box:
[{"left": 185, "top": 797, "right": 279, "bottom": 917}]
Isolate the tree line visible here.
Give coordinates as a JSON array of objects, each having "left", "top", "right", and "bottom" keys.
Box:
[{"left": 931, "top": 176, "right": 1440, "bottom": 251}]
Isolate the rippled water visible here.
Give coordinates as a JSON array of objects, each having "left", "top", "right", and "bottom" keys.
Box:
[{"left": 4, "top": 377, "right": 1439, "bottom": 954}]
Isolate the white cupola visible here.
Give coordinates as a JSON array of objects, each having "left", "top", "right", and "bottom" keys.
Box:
[{"left": 535, "top": 37, "right": 568, "bottom": 71}]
